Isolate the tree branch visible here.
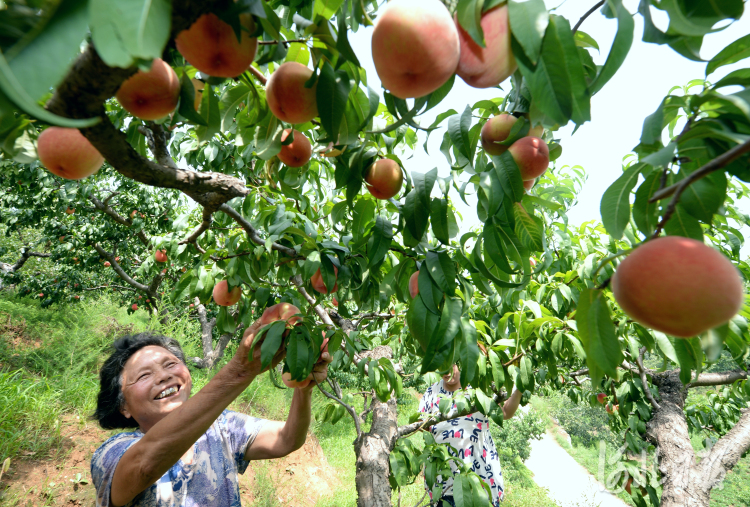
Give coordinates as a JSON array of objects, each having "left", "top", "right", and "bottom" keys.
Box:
[
  {"left": 180, "top": 207, "right": 213, "bottom": 246},
  {"left": 687, "top": 369, "right": 748, "bottom": 388},
  {"left": 89, "top": 195, "right": 150, "bottom": 247},
  {"left": 246, "top": 65, "right": 267, "bottom": 85},
  {"left": 649, "top": 138, "right": 750, "bottom": 238},
  {"left": 638, "top": 347, "right": 661, "bottom": 410},
  {"left": 698, "top": 408, "right": 750, "bottom": 491},
  {"left": 3, "top": 248, "right": 52, "bottom": 273},
  {"left": 92, "top": 244, "right": 149, "bottom": 292},
  {"left": 572, "top": 1, "right": 605, "bottom": 34},
  {"left": 314, "top": 379, "right": 363, "bottom": 437},
  {"left": 219, "top": 204, "right": 300, "bottom": 259}
]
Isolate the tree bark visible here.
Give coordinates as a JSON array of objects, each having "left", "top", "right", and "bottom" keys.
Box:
[
  {"left": 188, "top": 297, "right": 235, "bottom": 369},
  {"left": 354, "top": 395, "right": 398, "bottom": 507}
]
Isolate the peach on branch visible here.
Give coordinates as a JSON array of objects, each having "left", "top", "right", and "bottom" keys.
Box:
[
  {"left": 455, "top": 4, "right": 516, "bottom": 89},
  {"left": 154, "top": 250, "right": 168, "bottom": 263},
  {"left": 282, "top": 372, "right": 310, "bottom": 389},
  {"left": 278, "top": 129, "right": 312, "bottom": 167},
  {"left": 611, "top": 236, "right": 744, "bottom": 337},
  {"left": 266, "top": 62, "right": 318, "bottom": 124},
  {"left": 311, "top": 266, "right": 338, "bottom": 294},
  {"left": 481, "top": 113, "right": 544, "bottom": 156},
  {"left": 115, "top": 58, "right": 180, "bottom": 120},
  {"left": 257, "top": 302, "right": 302, "bottom": 328},
  {"left": 213, "top": 280, "right": 242, "bottom": 307},
  {"left": 409, "top": 271, "right": 419, "bottom": 298},
  {"left": 65, "top": 207, "right": 75, "bottom": 215},
  {"left": 508, "top": 137, "right": 549, "bottom": 180},
  {"left": 175, "top": 13, "right": 258, "bottom": 78},
  {"left": 523, "top": 179, "right": 536, "bottom": 192},
  {"left": 365, "top": 159, "right": 403, "bottom": 200},
  {"left": 597, "top": 393, "right": 606, "bottom": 404},
  {"left": 131, "top": 304, "right": 138, "bottom": 311},
  {"left": 37, "top": 127, "right": 104, "bottom": 180},
  {"left": 104, "top": 261, "right": 111, "bottom": 267},
  {"left": 371, "top": 0, "right": 459, "bottom": 99}
]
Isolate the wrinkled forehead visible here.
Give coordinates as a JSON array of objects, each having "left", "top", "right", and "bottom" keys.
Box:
[{"left": 122, "top": 345, "right": 178, "bottom": 377}]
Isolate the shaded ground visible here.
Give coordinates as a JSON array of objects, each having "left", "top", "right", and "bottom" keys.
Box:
[{"left": 0, "top": 414, "right": 338, "bottom": 507}]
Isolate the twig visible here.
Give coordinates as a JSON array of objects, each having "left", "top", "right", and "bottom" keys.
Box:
[
  {"left": 572, "top": 1, "right": 605, "bottom": 34},
  {"left": 93, "top": 244, "right": 149, "bottom": 292},
  {"left": 649, "top": 138, "right": 750, "bottom": 238},
  {"left": 258, "top": 38, "right": 309, "bottom": 46},
  {"left": 82, "top": 284, "right": 135, "bottom": 291},
  {"left": 637, "top": 347, "right": 661, "bottom": 410},
  {"left": 180, "top": 208, "right": 213, "bottom": 246},
  {"left": 246, "top": 65, "right": 267, "bottom": 86},
  {"left": 314, "top": 378, "right": 362, "bottom": 437}
]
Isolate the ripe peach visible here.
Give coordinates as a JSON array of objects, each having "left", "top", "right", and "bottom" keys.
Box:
[
  {"left": 455, "top": 4, "right": 516, "bottom": 88},
  {"left": 605, "top": 403, "right": 614, "bottom": 415},
  {"left": 332, "top": 296, "right": 339, "bottom": 307},
  {"left": 74, "top": 295, "right": 79, "bottom": 300},
  {"left": 175, "top": 13, "right": 258, "bottom": 78},
  {"left": 508, "top": 137, "right": 549, "bottom": 180},
  {"left": 256, "top": 302, "right": 302, "bottom": 328},
  {"left": 282, "top": 372, "right": 311, "bottom": 389},
  {"left": 38, "top": 293, "right": 44, "bottom": 298},
  {"left": 371, "top": 0, "right": 459, "bottom": 99},
  {"left": 409, "top": 271, "right": 419, "bottom": 298},
  {"left": 213, "top": 280, "right": 242, "bottom": 306},
  {"left": 65, "top": 207, "right": 75, "bottom": 215},
  {"left": 37, "top": 127, "right": 104, "bottom": 180},
  {"left": 154, "top": 250, "right": 168, "bottom": 263},
  {"left": 523, "top": 179, "right": 536, "bottom": 192},
  {"left": 131, "top": 304, "right": 138, "bottom": 311},
  {"left": 597, "top": 393, "right": 606, "bottom": 404},
  {"left": 104, "top": 261, "right": 111, "bottom": 267},
  {"left": 278, "top": 129, "right": 312, "bottom": 167},
  {"left": 311, "top": 266, "right": 338, "bottom": 294},
  {"left": 481, "top": 113, "right": 544, "bottom": 156},
  {"left": 365, "top": 159, "right": 403, "bottom": 200},
  {"left": 611, "top": 236, "right": 744, "bottom": 337},
  {"left": 266, "top": 62, "right": 318, "bottom": 124},
  {"left": 115, "top": 58, "right": 180, "bottom": 120},
  {"left": 59, "top": 236, "right": 65, "bottom": 242}
]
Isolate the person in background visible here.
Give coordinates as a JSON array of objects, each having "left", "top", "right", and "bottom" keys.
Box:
[{"left": 419, "top": 364, "right": 523, "bottom": 507}]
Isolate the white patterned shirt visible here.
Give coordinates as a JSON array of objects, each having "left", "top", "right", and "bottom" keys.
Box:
[{"left": 91, "top": 410, "right": 266, "bottom": 507}]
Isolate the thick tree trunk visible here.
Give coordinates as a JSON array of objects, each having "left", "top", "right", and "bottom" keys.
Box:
[{"left": 354, "top": 395, "right": 398, "bottom": 507}]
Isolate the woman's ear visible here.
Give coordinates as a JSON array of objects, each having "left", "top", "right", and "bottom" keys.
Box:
[{"left": 120, "top": 402, "right": 132, "bottom": 420}]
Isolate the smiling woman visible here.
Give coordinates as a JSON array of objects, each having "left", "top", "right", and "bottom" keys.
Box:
[{"left": 89, "top": 304, "right": 332, "bottom": 507}]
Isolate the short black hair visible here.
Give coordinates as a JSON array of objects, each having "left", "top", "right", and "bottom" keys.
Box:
[{"left": 93, "top": 332, "right": 186, "bottom": 430}]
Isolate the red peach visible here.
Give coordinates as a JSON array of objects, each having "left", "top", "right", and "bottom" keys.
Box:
[
  {"left": 115, "top": 58, "right": 180, "bottom": 120},
  {"left": 278, "top": 129, "right": 312, "bottom": 167},
  {"left": 37, "top": 127, "right": 104, "bottom": 180},
  {"left": 266, "top": 62, "right": 318, "bottom": 124},
  {"left": 213, "top": 280, "right": 242, "bottom": 306},
  {"left": 455, "top": 4, "right": 516, "bottom": 88},
  {"left": 508, "top": 137, "right": 549, "bottom": 180},
  {"left": 365, "top": 159, "right": 403, "bottom": 200}
]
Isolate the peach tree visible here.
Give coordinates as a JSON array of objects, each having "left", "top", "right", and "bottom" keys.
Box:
[{"left": 0, "top": 0, "right": 749, "bottom": 506}]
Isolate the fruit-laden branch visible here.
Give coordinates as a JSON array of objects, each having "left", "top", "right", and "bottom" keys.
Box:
[
  {"left": 698, "top": 408, "right": 750, "bottom": 491},
  {"left": 89, "top": 195, "right": 150, "bottom": 247},
  {"left": 572, "top": 1, "right": 605, "bottom": 33},
  {"left": 82, "top": 284, "right": 136, "bottom": 292},
  {"left": 687, "top": 369, "right": 748, "bottom": 387},
  {"left": 354, "top": 312, "right": 396, "bottom": 328},
  {"left": 0, "top": 248, "right": 52, "bottom": 274},
  {"left": 219, "top": 204, "right": 300, "bottom": 259},
  {"left": 649, "top": 138, "right": 750, "bottom": 238},
  {"left": 397, "top": 389, "right": 509, "bottom": 439},
  {"left": 92, "top": 243, "right": 149, "bottom": 292}
]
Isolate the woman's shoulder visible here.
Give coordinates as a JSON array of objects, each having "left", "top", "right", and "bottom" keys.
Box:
[{"left": 93, "top": 430, "right": 142, "bottom": 459}]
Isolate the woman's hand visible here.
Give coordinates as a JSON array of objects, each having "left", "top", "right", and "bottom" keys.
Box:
[{"left": 230, "top": 303, "right": 301, "bottom": 378}]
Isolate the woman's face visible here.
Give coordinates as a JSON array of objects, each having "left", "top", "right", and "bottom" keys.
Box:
[{"left": 119, "top": 345, "right": 192, "bottom": 433}]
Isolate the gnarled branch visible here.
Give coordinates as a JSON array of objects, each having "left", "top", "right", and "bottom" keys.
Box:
[
  {"left": 92, "top": 243, "right": 149, "bottom": 292},
  {"left": 638, "top": 347, "right": 661, "bottom": 410}
]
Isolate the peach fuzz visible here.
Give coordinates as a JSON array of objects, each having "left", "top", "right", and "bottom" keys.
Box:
[
  {"left": 266, "top": 62, "right": 318, "bottom": 124},
  {"left": 409, "top": 271, "right": 419, "bottom": 298},
  {"left": 115, "top": 58, "right": 180, "bottom": 120},
  {"left": 175, "top": 13, "right": 258, "bottom": 78},
  {"left": 611, "top": 236, "right": 744, "bottom": 337},
  {"left": 213, "top": 280, "right": 242, "bottom": 306},
  {"left": 311, "top": 266, "right": 338, "bottom": 294},
  {"left": 481, "top": 113, "right": 544, "bottom": 156},
  {"left": 365, "top": 159, "right": 403, "bottom": 200},
  {"left": 371, "top": 0, "right": 460, "bottom": 99},
  {"left": 508, "top": 136, "right": 549, "bottom": 180},
  {"left": 455, "top": 4, "right": 516, "bottom": 89},
  {"left": 278, "top": 129, "right": 312, "bottom": 167},
  {"left": 37, "top": 127, "right": 104, "bottom": 180}
]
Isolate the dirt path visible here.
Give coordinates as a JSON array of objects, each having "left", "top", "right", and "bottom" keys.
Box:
[{"left": 523, "top": 428, "right": 630, "bottom": 507}]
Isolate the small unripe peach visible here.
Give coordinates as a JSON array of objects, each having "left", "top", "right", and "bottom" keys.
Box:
[
  {"left": 612, "top": 236, "right": 744, "bottom": 337},
  {"left": 266, "top": 62, "right": 318, "bottom": 124},
  {"left": 409, "top": 271, "right": 419, "bottom": 298},
  {"left": 371, "top": 0, "right": 459, "bottom": 99},
  {"left": 37, "top": 127, "right": 104, "bottom": 180},
  {"left": 115, "top": 58, "right": 180, "bottom": 120},
  {"left": 508, "top": 137, "right": 549, "bottom": 180},
  {"left": 213, "top": 280, "right": 242, "bottom": 306},
  {"left": 365, "top": 159, "right": 403, "bottom": 200},
  {"left": 175, "top": 13, "right": 258, "bottom": 78},
  {"left": 278, "top": 129, "right": 312, "bottom": 167}
]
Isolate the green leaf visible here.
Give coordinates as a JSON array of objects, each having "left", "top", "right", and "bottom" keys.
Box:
[
  {"left": 456, "top": 0, "right": 485, "bottom": 47},
  {"left": 600, "top": 163, "right": 642, "bottom": 240},
  {"left": 664, "top": 204, "right": 704, "bottom": 241},
  {"left": 6, "top": 0, "right": 90, "bottom": 101},
  {"left": 336, "top": 2, "right": 361, "bottom": 66},
  {"left": 430, "top": 198, "right": 451, "bottom": 245},
  {"left": 589, "top": 0, "right": 633, "bottom": 95},
  {"left": 407, "top": 294, "right": 440, "bottom": 352},
  {"left": 422, "top": 297, "right": 462, "bottom": 373},
  {"left": 679, "top": 169, "right": 727, "bottom": 223},
  {"left": 220, "top": 83, "right": 250, "bottom": 131},
  {"left": 90, "top": 0, "right": 171, "bottom": 68},
  {"left": 513, "top": 202, "right": 544, "bottom": 252},
  {"left": 673, "top": 337, "right": 702, "bottom": 384},
  {"left": 577, "top": 289, "right": 623, "bottom": 386},
  {"left": 513, "top": 14, "right": 591, "bottom": 126},
  {"left": 425, "top": 250, "right": 457, "bottom": 294},
  {"left": 367, "top": 215, "right": 393, "bottom": 268},
  {"left": 259, "top": 320, "right": 287, "bottom": 370},
  {"left": 488, "top": 349, "right": 505, "bottom": 390},
  {"left": 658, "top": 0, "right": 742, "bottom": 38},
  {"left": 286, "top": 327, "right": 311, "bottom": 381},
  {"left": 641, "top": 141, "right": 676, "bottom": 168},
  {"left": 518, "top": 355, "right": 534, "bottom": 393},
  {"left": 403, "top": 168, "right": 437, "bottom": 240},
  {"left": 313, "top": 0, "right": 346, "bottom": 19},
  {"left": 706, "top": 33, "right": 750, "bottom": 75},
  {"left": 196, "top": 84, "right": 221, "bottom": 143},
  {"left": 508, "top": 0, "right": 549, "bottom": 65},
  {"left": 633, "top": 171, "right": 661, "bottom": 237},
  {"left": 448, "top": 105, "right": 474, "bottom": 165},
  {"left": 492, "top": 152, "right": 525, "bottom": 203},
  {"left": 316, "top": 61, "right": 352, "bottom": 139},
  {"left": 253, "top": 114, "right": 284, "bottom": 159},
  {"left": 459, "top": 318, "right": 479, "bottom": 388},
  {"left": 178, "top": 73, "right": 208, "bottom": 126}
]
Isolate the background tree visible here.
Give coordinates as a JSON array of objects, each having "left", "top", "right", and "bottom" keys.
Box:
[{"left": 0, "top": 1, "right": 749, "bottom": 506}]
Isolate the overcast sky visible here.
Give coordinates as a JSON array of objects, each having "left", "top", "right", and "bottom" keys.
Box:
[{"left": 347, "top": 1, "right": 750, "bottom": 241}]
